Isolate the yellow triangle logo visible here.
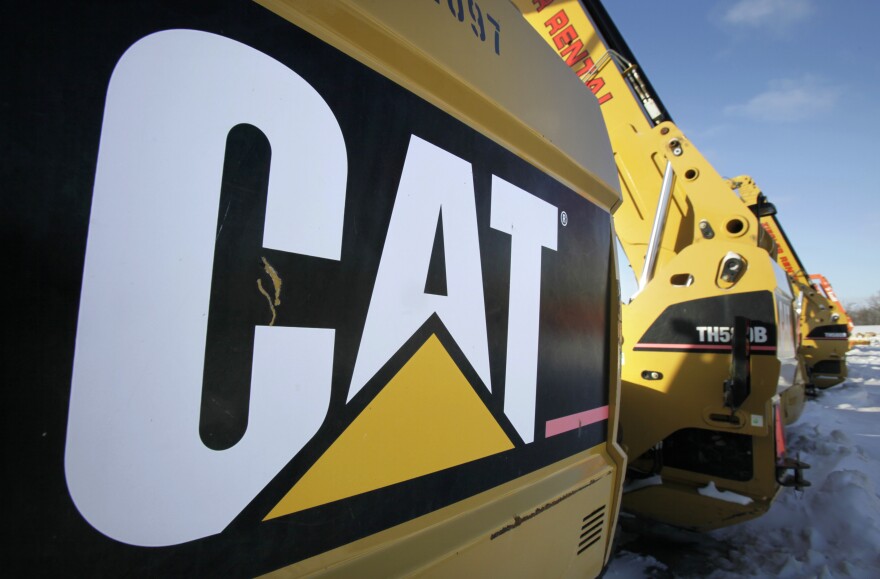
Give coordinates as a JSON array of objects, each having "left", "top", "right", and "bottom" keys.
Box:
[{"left": 264, "top": 334, "right": 514, "bottom": 520}]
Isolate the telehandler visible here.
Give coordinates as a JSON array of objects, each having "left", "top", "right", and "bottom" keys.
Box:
[
  {"left": 811, "top": 273, "right": 856, "bottom": 346},
  {"left": 729, "top": 175, "right": 849, "bottom": 390},
  {"left": 515, "top": 0, "right": 809, "bottom": 530}
]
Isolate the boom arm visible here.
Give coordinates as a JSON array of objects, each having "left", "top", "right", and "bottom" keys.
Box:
[
  {"left": 729, "top": 175, "right": 810, "bottom": 285},
  {"left": 811, "top": 273, "right": 854, "bottom": 334},
  {"left": 513, "top": 0, "right": 766, "bottom": 282}
]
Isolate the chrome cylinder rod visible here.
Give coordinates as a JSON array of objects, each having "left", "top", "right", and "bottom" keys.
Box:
[{"left": 638, "top": 159, "right": 675, "bottom": 290}]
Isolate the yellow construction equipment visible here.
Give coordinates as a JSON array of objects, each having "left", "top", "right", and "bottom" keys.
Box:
[
  {"left": 9, "top": 0, "right": 627, "bottom": 575},
  {"left": 514, "top": 0, "right": 809, "bottom": 530},
  {"left": 729, "top": 176, "right": 850, "bottom": 390},
  {"left": 811, "top": 273, "right": 856, "bottom": 347}
]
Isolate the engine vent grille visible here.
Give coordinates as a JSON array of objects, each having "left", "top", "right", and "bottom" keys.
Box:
[{"left": 577, "top": 505, "right": 605, "bottom": 556}]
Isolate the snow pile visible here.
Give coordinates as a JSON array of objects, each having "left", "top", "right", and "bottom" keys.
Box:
[
  {"left": 696, "top": 481, "right": 752, "bottom": 506},
  {"left": 608, "top": 328, "right": 880, "bottom": 577},
  {"left": 607, "top": 551, "right": 669, "bottom": 578}
]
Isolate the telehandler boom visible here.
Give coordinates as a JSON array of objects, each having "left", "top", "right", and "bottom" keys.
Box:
[
  {"left": 514, "top": 0, "right": 809, "bottom": 530},
  {"left": 7, "top": 1, "right": 627, "bottom": 575},
  {"left": 811, "top": 273, "right": 855, "bottom": 336},
  {"left": 729, "top": 175, "right": 849, "bottom": 389}
]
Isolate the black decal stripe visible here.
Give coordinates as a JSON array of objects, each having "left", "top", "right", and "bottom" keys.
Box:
[
  {"left": 636, "top": 291, "right": 777, "bottom": 349},
  {"left": 806, "top": 324, "right": 849, "bottom": 339}
]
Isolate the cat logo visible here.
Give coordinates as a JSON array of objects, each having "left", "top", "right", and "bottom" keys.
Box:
[{"left": 65, "top": 29, "right": 612, "bottom": 549}]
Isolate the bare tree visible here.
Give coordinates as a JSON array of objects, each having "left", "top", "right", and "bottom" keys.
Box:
[{"left": 847, "top": 291, "right": 880, "bottom": 325}]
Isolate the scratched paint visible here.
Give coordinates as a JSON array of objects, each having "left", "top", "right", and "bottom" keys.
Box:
[{"left": 257, "top": 256, "right": 282, "bottom": 326}]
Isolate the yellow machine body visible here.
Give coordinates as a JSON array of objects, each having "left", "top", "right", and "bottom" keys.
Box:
[
  {"left": 14, "top": 0, "right": 626, "bottom": 575},
  {"left": 514, "top": 0, "right": 807, "bottom": 530},
  {"left": 811, "top": 273, "right": 856, "bottom": 350},
  {"left": 731, "top": 176, "right": 849, "bottom": 389}
]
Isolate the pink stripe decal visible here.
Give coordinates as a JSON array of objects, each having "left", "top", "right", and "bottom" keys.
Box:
[
  {"left": 545, "top": 406, "right": 609, "bottom": 438},
  {"left": 636, "top": 343, "right": 730, "bottom": 350},
  {"left": 635, "top": 343, "right": 777, "bottom": 352}
]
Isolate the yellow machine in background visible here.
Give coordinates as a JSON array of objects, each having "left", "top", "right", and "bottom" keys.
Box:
[
  {"left": 729, "top": 175, "right": 850, "bottom": 390},
  {"left": 811, "top": 273, "right": 856, "bottom": 348},
  {"left": 514, "top": 0, "right": 808, "bottom": 530},
  {"left": 13, "top": 0, "right": 627, "bottom": 575}
]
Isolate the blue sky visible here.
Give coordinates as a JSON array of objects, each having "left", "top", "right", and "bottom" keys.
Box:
[{"left": 602, "top": 0, "right": 880, "bottom": 305}]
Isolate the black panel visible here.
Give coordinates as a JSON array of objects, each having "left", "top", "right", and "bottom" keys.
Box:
[
  {"left": 723, "top": 316, "right": 752, "bottom": 410},
  {"left": 806, "top": 324, "right": 849, "bottom": 339},
  {"left": 663, "top": 428, "right": 754, "bottom": 482},
  {"left": 811, "top": 360, "right": 842, "bottom": 375},
  {"left": 635, "top": 291, "right": 777, "bottom": 355}
]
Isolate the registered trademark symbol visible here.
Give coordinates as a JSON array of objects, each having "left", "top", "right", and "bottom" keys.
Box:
[{"left": 560, "top": 211, "right": 568, "bottom": 227}]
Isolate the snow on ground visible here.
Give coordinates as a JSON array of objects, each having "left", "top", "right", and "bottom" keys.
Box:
[{"left": 606, "top": 328, "right": 880, "bottom": 578}]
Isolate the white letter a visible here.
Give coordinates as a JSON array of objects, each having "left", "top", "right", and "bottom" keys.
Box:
[{"left": 349, "top": 136, "right": 491, "bottom": 400}]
